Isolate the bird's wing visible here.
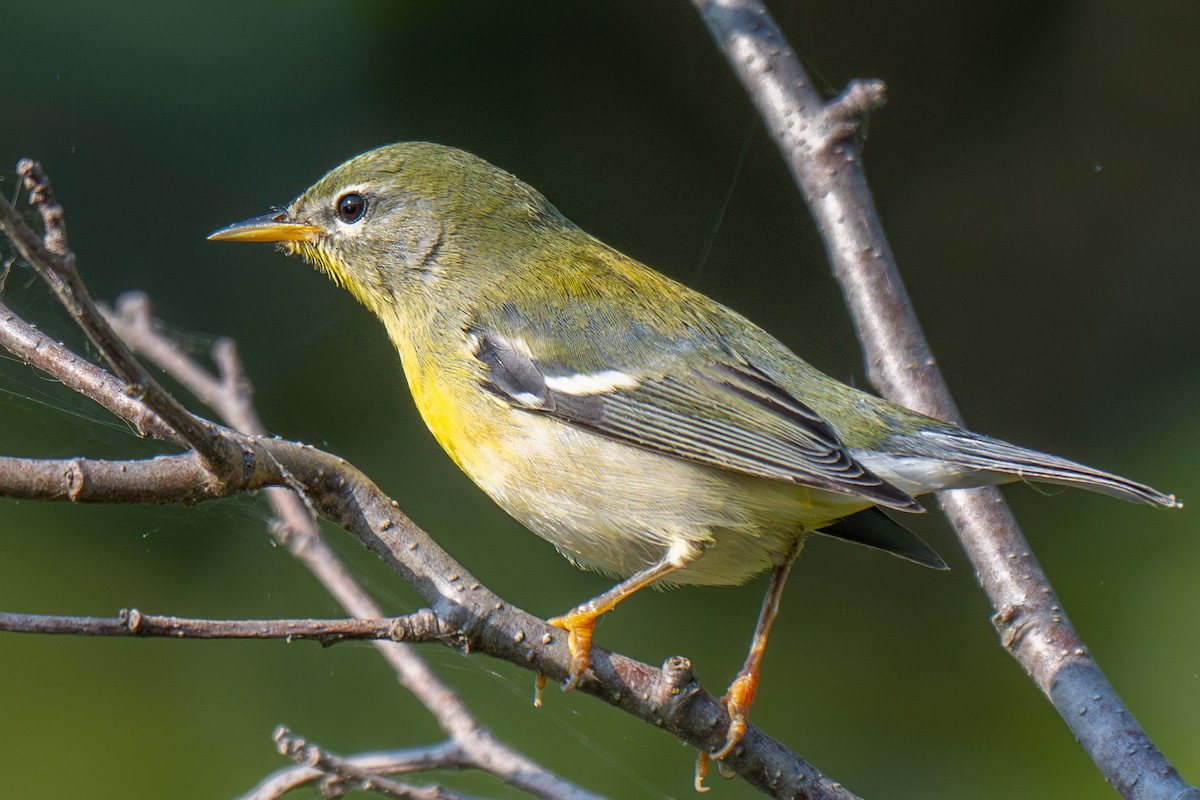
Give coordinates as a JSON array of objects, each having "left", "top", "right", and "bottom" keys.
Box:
[{"left": 471, "top": 329, "right": 922, "bottom": 512}]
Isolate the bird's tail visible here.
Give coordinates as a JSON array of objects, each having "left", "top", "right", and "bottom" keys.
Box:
[{"left": 902, "top": 428, "right": 1180, "bottom": 508}]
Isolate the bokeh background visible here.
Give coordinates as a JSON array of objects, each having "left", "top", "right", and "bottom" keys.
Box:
[{"left": 1, "top": 2, "right": 1197, "bottom": 798}]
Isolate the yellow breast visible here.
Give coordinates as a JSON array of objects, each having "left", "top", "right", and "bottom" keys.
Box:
[{"left": 389, "top": 322, "right": 509, "bottom": 482}]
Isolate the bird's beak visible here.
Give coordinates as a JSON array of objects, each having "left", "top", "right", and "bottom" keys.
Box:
[{"left": 207, "top": 211, "right": 322, "bottom": 243}]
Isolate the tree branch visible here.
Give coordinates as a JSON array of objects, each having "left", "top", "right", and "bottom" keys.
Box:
[
  {"left": 3, "top": 161, "right": 240, "bottom": 481},
  {"left": 0, "top": 294, "right": 175, "bottom": 442},
  {"left": 0, "top": 608, "right": 450, "bottom": 645},
  {"left": 242, "top": 740, "right": 471, "bottom": 800},
  {"left": 271, "top": 727, "right": 477, "bottom": 800},
  {"left": 0, "top": 428, "right": 855, "bottom": 798},
  {"left": 691, "top": 1, "right": 1197, "bottom": 799}
]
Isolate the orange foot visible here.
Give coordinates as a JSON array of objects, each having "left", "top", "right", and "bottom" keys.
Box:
[
  {"left": 533, "top": 553, "right": 690, "bottom": 706},
  {"left": 694, "top": 670, "right": 759, "bottom": 791},
  {"left": 713, "top": 670, "right": 757, "bottom": 759},
  {"left": 547, "top": 609, "right": 596, "bottom": 691}
]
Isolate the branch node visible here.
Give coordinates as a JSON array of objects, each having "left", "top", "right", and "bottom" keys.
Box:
[
  {"left": 16, "top": 158, "right": 70, "bottom": 258},
  {"left": 121, "top": 608, "right": 144, "bottom": 634},
  {"left": 271, "top": 726, "right": 451, "bottom": 799},
  {"left": 389, "top": 608, "right": 447, "bottom": 643},
  {"left": 274, "top": 725, "right": 313, "bottom": 763},
  {"left": 64, "top": 458, "right": 87, "bottom": 501},
  {"left": 818, "top": 79, "right": 887, "bottom": 153},
  {"left": 661, "top": 655, "right": 695, "bottom": 694},
  {"left": 826, "top": 79, "right": 887, "bottom": 123}
]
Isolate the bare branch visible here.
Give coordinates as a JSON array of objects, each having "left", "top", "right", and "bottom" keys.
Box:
[
  {"left": 105, "top": 292, "right": 255, "bottom": 423},
  {"left": 0, "top": 296, "right": 174, "bottom": 441},
  {"left": 1, "top": 161, "right": 239, "bottom": 480},
  {"left": 2, "top": 435, "right": 852, "bottom": 797},
  {"left": 691, "top": 1, "right": 1197, "bottom": 798},
  {"left": 272, "top": 727, "right": 478, "bottom": 800},
  {"left": 0, "top": 451, "right": 240, "bottom": 503},
  {"left": 242, "top": 742, "right": 471, "bottom": 800},
  {"left": 0, "top": 608, "right": 449, "bottom": 645}
]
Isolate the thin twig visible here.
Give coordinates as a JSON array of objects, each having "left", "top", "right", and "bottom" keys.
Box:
[
  {"left": 243, "top": 742, "right": 472, "bottom": 800},
  {"left": 0, "top": 161, "right": 240, "bottom": 481},
  {"left": 274, "top": 728, "right": 478, "bottom": 800},
  {"left": 0, "top": 296, "right": 174, "bottom": 441},
  {"left": 0, "top": 451, "right": 242, "bottom": 503},
  {"left": 691, "top": 1, "right": 1197, "bottom": 799},
  {"left": 0, "top": 608, "right": 449, "bottom": 644}
]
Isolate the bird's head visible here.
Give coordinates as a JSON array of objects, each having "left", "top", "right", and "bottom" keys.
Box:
[{"left": 209, "top": 142, "right": 561, "bottom": 315}]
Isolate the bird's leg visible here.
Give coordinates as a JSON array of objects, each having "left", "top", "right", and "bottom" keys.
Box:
[
  {"left": 703, "top": 546, "right": 798, "bottom": 773},
  {"left": 538, "top": 541, "right": 704, "bottom": 703}
]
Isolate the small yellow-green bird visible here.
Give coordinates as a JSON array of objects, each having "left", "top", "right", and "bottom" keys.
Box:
[{"left": 211, "top": 142, "right": 1179, "bottom": 766}]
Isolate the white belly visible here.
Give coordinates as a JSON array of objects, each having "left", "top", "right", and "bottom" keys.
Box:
[{"left": 465, "top": 410, "right": 872, "bottom": 586}]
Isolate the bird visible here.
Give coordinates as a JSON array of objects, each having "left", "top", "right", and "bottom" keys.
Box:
[{"left": 210, "top": 141, "right": 1179, "bottom": 776}]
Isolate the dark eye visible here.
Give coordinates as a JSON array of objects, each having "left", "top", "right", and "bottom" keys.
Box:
[{"left": 335, "top": 192, "right": 367, "bottom": 224}]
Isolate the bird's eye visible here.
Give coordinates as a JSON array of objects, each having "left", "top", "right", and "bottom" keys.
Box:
[{"left": 335, "top": 192, "right": 367, "bottom": 224}]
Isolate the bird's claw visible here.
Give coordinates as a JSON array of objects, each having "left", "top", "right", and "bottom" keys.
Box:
[
  {"left": 711, "top": 693, "right": 750, "bottom": 760},
  {"left": 694, "top": 751, "right": 712, "bottom": 793},
  {"left": 695, "top": 670, "right": 757, "bottom": 791},
  {"left": 545, "top": 611, "right": 595, "bottom": 693},
  {"left": 694, "top": 744, "right": 739, "bottom": 792}
]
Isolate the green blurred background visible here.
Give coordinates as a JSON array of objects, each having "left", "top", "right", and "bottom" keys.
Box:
[{"left": 1, "top": 2, "right": 1196, "bottom": 798}]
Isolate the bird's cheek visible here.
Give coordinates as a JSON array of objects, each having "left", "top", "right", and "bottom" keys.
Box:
[{"left": 388, "top": 216, "right": 445, "bottom": 272}]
